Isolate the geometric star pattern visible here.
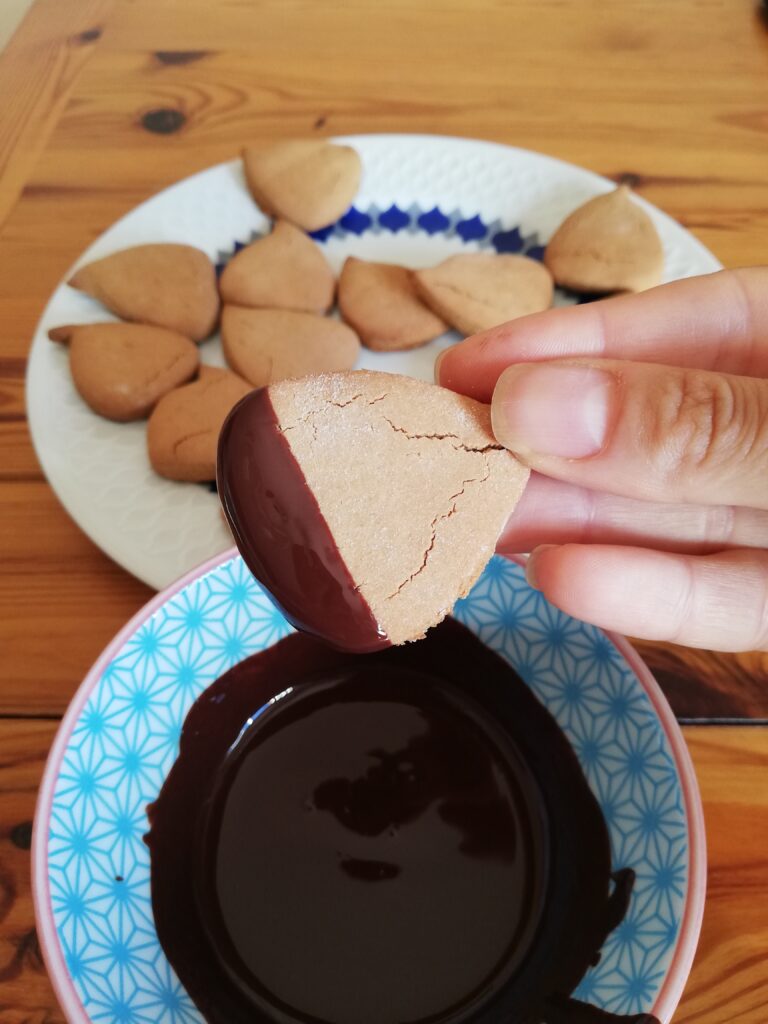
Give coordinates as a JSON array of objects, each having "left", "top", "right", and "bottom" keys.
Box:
[
  {"left": 309, "top": 202, "right": 547, "bottom": 263},
  {"left": 216, "top": 203, "right": 548, "bottom": 268},
  {"left": 47, "top": 554, "right": 689, "bottom": 1023}
]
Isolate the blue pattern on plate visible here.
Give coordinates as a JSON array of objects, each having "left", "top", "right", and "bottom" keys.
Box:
[
  {"left": 491, "top": 226, "right": 525, "bottom": 253},
  {"left": 417, "top": 206, "right": 452, "bottom": 234},
  {"left": 46, "top": 555, "right": 688, "bottom": 1023},
  {"left": 454, "top": 214, "right": 488, "bottom": 242},
  {"left": 338, "top": 206, "right": 373, "bottom": 235},
  {"left": 215, "top": 202, "right": 546, "bottom": 274},
  {"left": 377, "top": 203, "right": 412, "bottom": 232}
]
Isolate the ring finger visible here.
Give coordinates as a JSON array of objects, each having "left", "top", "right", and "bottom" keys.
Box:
[{"left": 498, "top": 474, "right": 768, "bottom": 554}]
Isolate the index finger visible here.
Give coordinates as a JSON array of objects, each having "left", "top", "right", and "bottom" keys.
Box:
[{"left": 437, "top": 267, "right": 768, "bottom": 402}]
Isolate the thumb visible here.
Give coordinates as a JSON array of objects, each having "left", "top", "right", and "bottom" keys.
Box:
[{"left": 491, "top": 360, "right": 768, "bottom": 509}]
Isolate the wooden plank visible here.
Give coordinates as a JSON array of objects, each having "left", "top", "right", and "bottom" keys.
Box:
[
  {"left": 0, "top": 0, "right": 114, "bottom": 229},
  {"left": 632, "top": 640, "right": 768, "bottom": 720},
  {"left": 0, "top": 720, "right": 64, "bottom": 1023},
  {"left": 0, "top": 422, "right": 42, "bottom": 482},
  {"left": 0, "top": 723, "right": 765, "bottom": 1022},
  {"left": 2, "top": 482, "right": 152, "bottom": 716},
  {"left": 677, "top": 728, "right": 768, "bottom": 1023}
]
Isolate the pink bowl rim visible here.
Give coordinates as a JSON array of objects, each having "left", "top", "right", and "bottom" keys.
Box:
[{"left": 32, "top": 548, "right": 706, "bottom": 1024}]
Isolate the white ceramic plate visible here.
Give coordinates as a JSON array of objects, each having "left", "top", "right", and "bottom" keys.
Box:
[{"left": 26, "top": 134, "right": 721, "bottom": 590}]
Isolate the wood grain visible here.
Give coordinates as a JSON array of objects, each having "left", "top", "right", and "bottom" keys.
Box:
[
  {"left": 676, "top": 728, "right": 768, "bottom": 1023},
  {"left": 0, "top": 723, "right": 764, "bottom": 1023},
  {"left": 3, "top": 482, "right": 152, "bottom": 716},
  {"left": 0, "top": 0, "right": 767, "bottom": 1020},
  {"left": 632, "top": 640, "right": 768, "bottom": 721},
  {"left": 0, "top": 720, "right": 64, "bottom": 1024},
  {"left": 0, "top": 0, "right": 113, "bottom": 229}
]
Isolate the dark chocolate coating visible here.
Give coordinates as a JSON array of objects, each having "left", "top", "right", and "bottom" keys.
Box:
[
  {"left": 146, "top": 619, "right": 658, "bottom": 1024},
  {"left": 218, "top": 388, "right": 389, "bottom": 653}
]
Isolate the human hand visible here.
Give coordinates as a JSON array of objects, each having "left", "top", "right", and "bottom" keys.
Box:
[{"left": 437, "top": 268, "right": 768, "bottom": 652}]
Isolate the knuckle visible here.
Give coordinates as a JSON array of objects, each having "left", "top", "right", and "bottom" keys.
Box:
[
  {"left": 667, "top": 559, "right": 696, "bottom": 646},
  {"left": 642, "top": 370, "right": 768, "bottom": 494},
  {"left": 478, "top": 329, "right": 505, "bottom": 360},
  {"left": 702, "top": 503, "right": 735, "bottom": 544},
  {"left": 749, "top": 555, "right": 768, "bottom": 651},
  {"left": 670, "top": 552, "right": 768, "bottom": 652}
]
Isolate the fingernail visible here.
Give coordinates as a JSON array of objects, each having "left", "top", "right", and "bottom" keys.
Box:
[
  {"left": 492, "top": 364, "right": 615, "bottom": 459},
  {"left": 525, "top": 545, "right": 556, "bottom": 589},
  {"left": 434, "top": 347, "right": 449, "bottom": 385}
]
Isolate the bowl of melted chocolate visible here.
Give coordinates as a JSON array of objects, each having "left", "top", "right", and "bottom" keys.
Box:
[
  {"left": 35, "top": 552, "right": 704, "bottom": 1024},
  {"left": 149, "top": 617, "right": 644, "bottom": 1024},
  {"left": 140, "top": 562, "right": 704, "bottom": 1024}
]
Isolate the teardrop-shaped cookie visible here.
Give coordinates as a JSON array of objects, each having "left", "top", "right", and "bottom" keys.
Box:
[
  {"left": 544, "top": 185, "right": 664, "bottom": 293},
  {"left": 221, "top": 306, "right": 360, "bottom": 386},
  {"left": 48, "top": 322, "right": 199, "bottom": 421},
  {"left": 338, "top": 258, "right": 448, "bottom": 351},
  {"left": 147, "top": 367, "right": 252, "bottom": 481},
  {"left": 218, "top": 370, "right": 529, "bottom": 651},
  {"left": 414, "top": 254, "right": 553, "bottom": 335},
  {"left": 219, "top": 221, "right": 335, "bottom": 313},
  {"left": 68, "top": 244, "right": 220, "bottom": 341},
  {"left": 243, "top": 140, "right": 362, "bottom": 231}
]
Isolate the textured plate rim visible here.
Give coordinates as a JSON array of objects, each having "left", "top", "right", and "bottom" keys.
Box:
[{"left": 32, "top": 549, "right": 706, "bottom": 1024}]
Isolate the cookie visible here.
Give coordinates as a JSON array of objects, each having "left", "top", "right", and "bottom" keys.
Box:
[
  {"left": 338, "top": 258, "right": 448, "bottom": 351},
  {"left": 221, "top": 306, "right": 360, "bottom": 387},
  {"left": 48, "top": 322, "right": 199, "bottom": 422},
  {"left": 243, "top": 140, "right": 362, "bottom": 232},
  {"left": 68, "top": 244, "right": 220, "bottom": 341},
  {"left": 219, "top": 220, "right": 335, "bottom": 314},
  {"left": 218, "top": 370, "right": 529, "bottom": 651},
  {"left": 544, "top": 185, "right": 664, "bottom": 293},
  {"left": 148, "top": 366, "right": 252, "bottom": 481},
  {"left": 413, "top": 254, "right": 554, "bottom": 335}
]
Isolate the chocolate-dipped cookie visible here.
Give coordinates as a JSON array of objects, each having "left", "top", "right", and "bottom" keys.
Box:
[{"left": 218, "top": 370, "right": 529, "bottom": 651}]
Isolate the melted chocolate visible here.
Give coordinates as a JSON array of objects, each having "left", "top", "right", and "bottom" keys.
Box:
[
  {"left": 146, "top": 619, "right": 659, "bottom": 1024},
  {"left": 218, "top": 389, "right": 388, "bottom": 652}
]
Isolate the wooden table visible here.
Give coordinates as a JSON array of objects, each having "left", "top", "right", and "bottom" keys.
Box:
[{"left": 1, "top": 1, "right": 767, "bottom": 1021}]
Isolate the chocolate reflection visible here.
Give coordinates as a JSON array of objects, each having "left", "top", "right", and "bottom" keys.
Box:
[{"left": 312, "top": 698, "right": 518, "bottom": 865}]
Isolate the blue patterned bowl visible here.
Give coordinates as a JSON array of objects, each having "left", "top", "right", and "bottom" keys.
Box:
[{"left": 33, "top": 551, "right": 705, "bottom": 1024}]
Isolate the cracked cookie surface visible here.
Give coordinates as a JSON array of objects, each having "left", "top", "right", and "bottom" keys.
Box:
[{"left": 255, "top": 371, "right": 529, "bottom": 646}]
